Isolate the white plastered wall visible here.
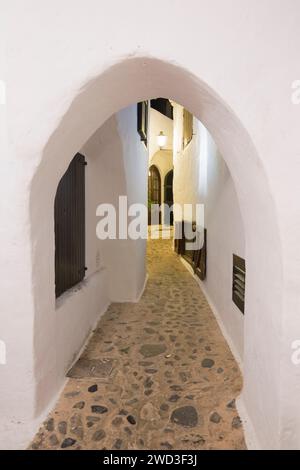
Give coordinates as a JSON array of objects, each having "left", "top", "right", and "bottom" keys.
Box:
[
  {"left": 82, "top": 106, "right": 148, "bottom": 303},
  {"left": 1, "top": 0, "right": 300, "bottom": 450},
  {"left": 173, "top": 106, "right": 245, "bottom": 361},
  {"left": 203, "top": 129, "right": 245, "bottom": 362}
]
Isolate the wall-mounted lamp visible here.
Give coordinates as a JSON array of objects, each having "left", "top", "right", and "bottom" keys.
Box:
[{"left": 157, "top": 131, "right": 167, "bottom": 149}]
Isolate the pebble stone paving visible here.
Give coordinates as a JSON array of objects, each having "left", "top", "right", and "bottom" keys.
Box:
[{"left": 30, "top": 237, "right": 246, "bottom": 450}]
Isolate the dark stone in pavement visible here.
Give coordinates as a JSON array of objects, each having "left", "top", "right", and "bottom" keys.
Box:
[
  {"left": 210, "top": 412, "right": 222, "bottom": 424},
  {"left": 61, "top": 438, "right": 76, "bottom": 448},
  {"left": 91, "top": 405, "right": 108, "bottom": 414},
  {"left": 92, "top": 429, "right": 106, "bottom": 441},
  {"left": 201, "top": 358, "right": 215, "bottom": 368},
  {"left": 139, "top": 344, "right": 167, "bottom": 358},
  {"left": 127, "top": 415, "right": 136, "bottom": 425},
  {"left": 171, "top": 406, "right": 199, "bottom": 428}
]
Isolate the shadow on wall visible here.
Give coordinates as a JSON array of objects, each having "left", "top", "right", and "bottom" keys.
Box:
[{"left": 81, "top": 111, "right": 147, "bottom": 303}]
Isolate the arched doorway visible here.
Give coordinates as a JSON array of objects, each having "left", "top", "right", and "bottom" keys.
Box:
[
  {"left": 148, "top": 165, "right": 161, "bottom": 225},
  {"left": 26, "top": 57, "right": 283, "bottom": 450},
  {"left": 164, "top": 169, "right": 174, "bottom": 226}
]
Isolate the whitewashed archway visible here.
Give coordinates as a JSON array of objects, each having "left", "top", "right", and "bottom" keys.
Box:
[{"left": 27, "top": 58, "right": 283, "bottom": 449}]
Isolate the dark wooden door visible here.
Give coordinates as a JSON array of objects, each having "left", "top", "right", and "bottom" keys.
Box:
[
  {"left": 164, "top": 169, "right": 174, "bottom": 225},
  {"left": 148, "top": 165, "right": 161, "bottom": 225}
]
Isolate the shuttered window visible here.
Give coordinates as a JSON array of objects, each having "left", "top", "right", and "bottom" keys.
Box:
[
  {"left": 194, "top": 229, "right": 207, "bottom": 281},
  {"left": 182, "top": 221, "right": 198, "bottom": 266},
  {"left": 183, "top": 108, "right": 193, "bottom": 148},
  {"left": 137, "top": 101, "right": 148, "bottom": 146},
  {"left": 232, "top": 254, "right": 246, "bottom": 314},
  {"left": 54, "top": 153, "right": 86, "bottom": 298}
]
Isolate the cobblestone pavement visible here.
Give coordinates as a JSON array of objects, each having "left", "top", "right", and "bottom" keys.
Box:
[{"left": 30, "top": 237, "right": 246, "bottom": 450}]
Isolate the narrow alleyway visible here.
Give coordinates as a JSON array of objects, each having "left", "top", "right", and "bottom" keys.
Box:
[{"left": 30, "top": 237, "right": 246, "bottom": 450}]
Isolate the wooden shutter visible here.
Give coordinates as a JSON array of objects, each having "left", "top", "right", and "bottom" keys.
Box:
[
  {"left": 55, "top": 153, "right": 86, "bottom": 298},
  {"left": 232, "top": 254, "right": 246, "bottom": 314},
  {"left": 194, "top": 229, "right": 207, "bottom": 281},
  {"left": 175, "top": 220, "right": 207, "bottom": 281},
  {"left": 183, "top": 109, "right": 193, "bottom": 148},
  {"left": 137, "top": 101, "right": 148, "bottom": 145},
  {"left": 174, "top": 221, "right": 184, "bottom": 254},
  {"left": 182, "top": 221, "right": 197, "bottom": 266}
]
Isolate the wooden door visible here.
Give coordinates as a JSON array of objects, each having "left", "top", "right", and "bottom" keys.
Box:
[
  {"left": 164, "top": 169, "right": 174, "bottom": 225},
  {"left": 148, "top": 165, "right": 161, "bottom": 225}
]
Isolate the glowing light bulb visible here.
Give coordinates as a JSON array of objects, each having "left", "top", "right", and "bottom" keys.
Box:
[{"left": 157, "top": 131, "right": 167, "bottom": 149}]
